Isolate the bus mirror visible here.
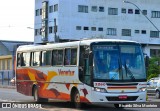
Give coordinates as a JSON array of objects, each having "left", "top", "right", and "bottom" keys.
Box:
[{"left": 145, "top": 56, "right": 149, "bottom": 68}]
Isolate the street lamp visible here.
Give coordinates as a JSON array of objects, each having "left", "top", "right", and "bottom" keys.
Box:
[{"left": 123, "top": 0, "right": 160, "bottom": 32}]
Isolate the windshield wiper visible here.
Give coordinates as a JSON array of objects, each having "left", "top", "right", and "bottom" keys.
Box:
[{"left": 124, "top": 64, "right": 135, "bottom": 81}]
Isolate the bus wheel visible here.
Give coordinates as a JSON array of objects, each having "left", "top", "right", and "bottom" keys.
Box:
[
  {"left": 33, "top": 86, "right": 48, "bottom": 102},
  {"left": 73, "top": 90, "right": 82, "bottom": 108}
]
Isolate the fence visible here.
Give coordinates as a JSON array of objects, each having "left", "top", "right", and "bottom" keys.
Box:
[{"left": 0, "top": 70, "right": 14, "bottom": 86}]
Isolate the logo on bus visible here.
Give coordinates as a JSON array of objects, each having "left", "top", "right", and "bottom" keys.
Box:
[{"left": 58, "top": 69, "right": 75, "bottom": 76}]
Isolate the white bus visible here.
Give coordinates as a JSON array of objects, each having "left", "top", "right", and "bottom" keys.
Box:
[{"left": 16, "top": 39, "right": 147, "bottom": 108}]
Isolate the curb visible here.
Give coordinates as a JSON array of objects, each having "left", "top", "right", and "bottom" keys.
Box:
[{"left": 0, "top": 85, "right": 16, "bottom": 89}]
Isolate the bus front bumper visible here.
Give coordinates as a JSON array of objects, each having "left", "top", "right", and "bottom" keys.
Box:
[{"left": 91, "top": 91, "right": 146, "bottom": 103}]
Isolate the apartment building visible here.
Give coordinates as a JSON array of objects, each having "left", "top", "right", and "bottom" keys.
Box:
[{"left": 34, "top": 0, "right": 160, "bottom": 57}]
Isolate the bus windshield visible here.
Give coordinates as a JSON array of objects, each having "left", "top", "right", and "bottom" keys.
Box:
[{"left": 92, "top": 44, "right": 146, "bottom": 82}]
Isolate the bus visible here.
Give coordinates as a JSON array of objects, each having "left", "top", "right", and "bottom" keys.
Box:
[{"left": 16, "top": 39, "right": 147, "bottom": 108}]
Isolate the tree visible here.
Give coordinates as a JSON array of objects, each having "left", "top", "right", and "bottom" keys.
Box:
[{"left": 147, "top": 57, "right": 160, "bottom": 80}]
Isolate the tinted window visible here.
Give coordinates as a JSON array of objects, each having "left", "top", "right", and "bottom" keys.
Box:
[
  {"left": 41, "top": 50, "right": 52, "bottom": 66},
  {"left": 65, "top": 48, "right": 77, "bottom": 65},
  {"left": 31, "top": 52, "right": 40, "bottom": 66}
]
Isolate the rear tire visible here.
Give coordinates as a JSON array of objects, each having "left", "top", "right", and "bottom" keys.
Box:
[{"left": 33, "top": 86, "right": 48, "bottom": 102}]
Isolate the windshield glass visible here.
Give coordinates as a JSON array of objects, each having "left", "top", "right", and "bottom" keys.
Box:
[{"left": 93, "top": 44, "right": 146, "bottom": 81}]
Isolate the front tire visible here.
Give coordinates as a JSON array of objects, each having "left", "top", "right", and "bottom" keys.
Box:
[
  {"left": 72, "top": 90, "right": 82, "bottom": 108},
  {"left": 33, "top": 86, "right": 48, "bottom": 102}
]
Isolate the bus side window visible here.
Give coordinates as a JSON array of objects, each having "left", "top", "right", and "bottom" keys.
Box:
[
  {"left": 79, "top": 46, "right": 85, "bottom": 81},
  {"left": 41, "top": 50, "right": 52, "bottom": 66},
  {"left": 17, "top": 53, "right": 21, "bottom": 67},
  {"left": 31, "top": 52, "right": 40, "bottom": 66},
  {"left": 65, "top": 49, "right": 71, "bottom": 65},
  {"left": 71, "top": 48, "right": 77, "bottom": 65},
  {"left": 57, "top": 50, "right": 64, "bottom": 65},
  {"left": 64, "top": 48, "right": 77, "bottom": 66},
  {"left": 21, "top": 52, "right": 30, "bottom": 67},
  {"left": 52, "top": 50, "right": 58, "bottom": 66}
]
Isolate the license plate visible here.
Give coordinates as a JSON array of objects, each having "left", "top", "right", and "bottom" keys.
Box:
[{"left": 118, "top": 95, "right": 128, "bottom": 100}]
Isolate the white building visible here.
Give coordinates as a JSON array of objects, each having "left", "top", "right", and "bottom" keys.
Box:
[{"left": 34, "top": 0, "right": 160, "bottom": 57}]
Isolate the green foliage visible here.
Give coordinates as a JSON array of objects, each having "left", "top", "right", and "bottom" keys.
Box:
[
  {"left": 147, "top": 57, "right": 160, "bottom": 80},
  {"left": 147, "top": 74, "right": 158, "bottom": 81}
]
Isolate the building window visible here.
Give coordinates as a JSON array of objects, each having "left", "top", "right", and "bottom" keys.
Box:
[
  {"left": 152, "top": 11, "right": 160, "bottom": 18},
  {"left": 40, "top": 9, "right": 42, "bottom": 15},
  {"left": 150, "top": 31, "right": 159, "bottom": 38},
  {"left": 107, "top": 28, "right": 116, "bottom": 36},
  {"left": 91, "top": 27, "right": 96, "bottom": 31},
  {"left": 49, "top": 27, "right": 53, "bottom": 33},
  {"left": 78, "top": 5, "right": 88, "bottom": 13},
  {"left": 2, "top": 60, "right": 5, "bottom": 70},
  {"left": 99, "top": 6, "right": 104, "bottom": 12},
  {"left": 98, "top": 27, "right": 103, "bottom": 31},
  {"left": 35, "top": 9, "right": 39, "bottom": 16},
  {"left": 128, "top": 9, "right": 133, "bottom": 14},
  {"left": 54, "top": 4, "right": 58, "bottom": 12},
  {"left": 40, "top": 28, "right": 42, "bottom": 35},
  {"left": 7, "top": 59, "right": 11, "bottom": 70},
  {"left": 150, "top": 49, "right": 160, "bottom": 57},
  {"left": 35, "top": 29, "right": 38, "bottom": 36},
  {"left": 121, "top": 8, "right": 126, "bottom": 13},
  {"left": 135, "top": 30, "right": 140, "bottom": 34},
  {"left": 35, "top": 29, "right": 41, "bottom": 36},
  {"left": 84, "top": 27, "right": 89, "bottom": 30},
  {"left": 141, "top": 30, "right": 146, "bottom": 34},
  {"left": 142, "top": 10, "right": 147, "bottom": 15},
  {"left": 108, "top": 8, "right": 118, "bottom": 15},
  {"left": 49, "top": 5, "right": 53, "bottom": 13},
  {"left": 91, "top": 6, "right": 97, "bottom": 12},
  {"left": 135, "top": 9, "right": 140, "bottom": 14},
  {"left": 76, "top": 26, "right": 81, "bottom": 30},
  {"left": 42, "top": 1, "right": 48, "bottom": 20},
  {"left": 122, "top": 29, "right": 131, "bottom": 36}
]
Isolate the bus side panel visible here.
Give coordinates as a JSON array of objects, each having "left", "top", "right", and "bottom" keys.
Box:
[
  {"left": 16, "top": 68, "right": 48, "bottom": 96},
  {"left": 16, "top": 67, "right": 91, "bottom": 102},
  {"left": 16, "top": 68, "right": 33, "bottom": 96}
]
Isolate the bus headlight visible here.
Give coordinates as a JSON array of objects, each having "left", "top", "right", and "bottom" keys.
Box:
[
  {"left": 93, "top": 87, "right": 107, "bottom": 93},
  {"left": 138, "top": 87, "right": 146, "bottom": 92}
]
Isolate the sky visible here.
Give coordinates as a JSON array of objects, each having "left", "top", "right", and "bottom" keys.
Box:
[{"left": 0, "top": 0, "right": 34, "bottom": 42}]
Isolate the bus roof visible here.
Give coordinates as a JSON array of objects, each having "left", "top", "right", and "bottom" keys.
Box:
[{"left": 17, "top": 39, "right": 138, "bottom": 52}]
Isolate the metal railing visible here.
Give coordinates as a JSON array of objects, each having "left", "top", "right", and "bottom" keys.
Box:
[{"left": 0, "top": 71, "right": 14, "bottom": 86}]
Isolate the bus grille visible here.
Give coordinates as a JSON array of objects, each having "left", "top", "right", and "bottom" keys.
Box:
[{"left": 106, "top": 96, "right": 138, "bottom": 101}]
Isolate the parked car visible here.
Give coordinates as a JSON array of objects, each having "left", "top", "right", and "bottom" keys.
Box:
[
  {"left": 147, "top": 77, "right": 160, "bottom": 99},
  {"left": 10, "top": 77, "right": 16, "bottom": 85}
]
